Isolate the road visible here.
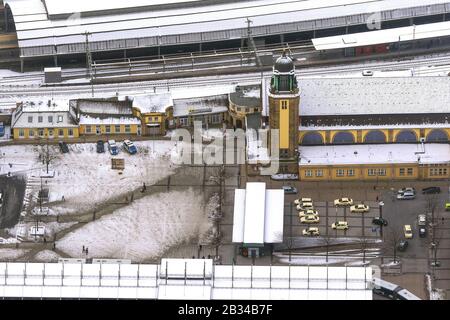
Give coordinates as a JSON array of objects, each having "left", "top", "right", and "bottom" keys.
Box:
[{"left": 0, "top": 175, "right": 26, "bottom": 228}]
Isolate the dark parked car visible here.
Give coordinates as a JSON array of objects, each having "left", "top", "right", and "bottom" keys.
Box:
[
  {"left": 422, "top": 186, "right": 441, "bottom": 194},
  {"left": 58, "top": 141, "right": 69, "bottom": 153},
  {"left": 372, "top": 217, "right": 388, "bottom": 226},
  {"left": 96, "top": 140, "right": 105, "bottom": 153},
  {"left": 419, "top": 227, "right": 427, "bottom": 238},
  {"left": 397, "top": 240, "right": 409, "bottom": 252}
]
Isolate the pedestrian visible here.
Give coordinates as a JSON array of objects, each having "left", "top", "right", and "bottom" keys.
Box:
[
  {"left": 442, "top": 217, "right": 445, "bottom": 224},
  {"left": 53, "top": 243, "right": 56, "bottom": 251},
  {"left": 376, "top": 195, "right": 379, "bottom": 202},
  {"left": 207, "top": 254, "right": 211, "bottom": 259},
  {"left": 82, "top": 245, "right": 85, "bottom": 253},
  {"left": 62, "top": 195, "right": 65, "bottom": 202},
  {"left": 86, "top": 247, "right": 89, "bottom": 255},
  {"left": 44, "top": 237, "right": 47, "bottom": 244}
]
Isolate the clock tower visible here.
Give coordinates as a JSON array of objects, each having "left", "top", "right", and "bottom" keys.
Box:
[{"left": 268, "top": 51, "right": 300, "bottom": 174}]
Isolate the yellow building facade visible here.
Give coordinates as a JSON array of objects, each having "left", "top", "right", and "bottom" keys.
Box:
[
  {"left": 13, "top": 127, "right": 79, "bottom": 140},
  {"left": 299, "top": 128, "right": 450, "bottom": 145}
]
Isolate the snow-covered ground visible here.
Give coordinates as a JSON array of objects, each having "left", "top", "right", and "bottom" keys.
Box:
[
  {"left": 56, "top": 188, "right": 209, "bottom": 262},
  {"left": 0, "top": 140, "right": 180, "bottom": 214},
  {"left": 0, "top": 249, "right": 30, "bottom": 261},
  {"left": 33, "top": 250, "right": 61, "bottom": 262}
]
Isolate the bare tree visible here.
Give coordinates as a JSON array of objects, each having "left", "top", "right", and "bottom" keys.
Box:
[
  {"left": 359, "top": 237, "right": 370, "bottom": 264},
  {"left": 383, "top": 226, "right": 403, "bottom": 263},
  {"left": 322, "top": 235, "right": 333, "bottom": 263},
  {"left": 38, "top": 139, "right": 59, "bottom": 174}
]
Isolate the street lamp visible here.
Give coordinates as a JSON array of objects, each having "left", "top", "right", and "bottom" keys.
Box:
[{"left": 378, "top": 201, "right": 384, "bottom": 237}]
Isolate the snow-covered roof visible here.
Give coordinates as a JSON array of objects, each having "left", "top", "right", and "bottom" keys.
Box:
[
  {"left": 313, "top": 21, "right": 450, "bottom": 50},
  {"left": 295, "top": 77, "right": 450, "bottom": 116},
  {"left": 299, "top": 143, "right": 450, "bottom": 166},
  {"left": 6, "top": 0, "right": 449, "bottom": 57},
  {"left": 233, "top": 182, "right": 285, "bottom": 244},
  {"left": 79, "top": 115, "right": 141, "bottom": 125},
  {"left": 131, "top": 93, "right": 173, "bottom": 114},
  {"left": 11, "top": 100, "right": 78, "bottom": 128},
  {"left": 173, "top": 95, "right": 229, "bottom": 117}
]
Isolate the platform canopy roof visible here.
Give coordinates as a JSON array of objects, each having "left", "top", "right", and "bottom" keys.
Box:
[
  {"left": 312, "top": 21, "right": 450, "bottom": 51},
  {"left": 5, "top": 0, "right": 450, "bottom": 57}
]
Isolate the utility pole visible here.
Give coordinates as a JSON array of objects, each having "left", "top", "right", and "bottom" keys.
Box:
[
  {"left": 85, "top": 31, "right": 94, "bottom": 97},
  {"left": 246, "top": 18, "right": 262, "bottom": 68}
]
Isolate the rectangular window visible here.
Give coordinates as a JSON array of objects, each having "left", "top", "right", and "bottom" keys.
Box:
[
  {"left": 125, "top": 125, "right": 131, "bottom": 133},
  {"left": 179, "top": 117, "right": 189, "bottom": 126},
  {"left": 86, "top": 126, "right": 91, "bottom": 133},
  {"left": 336, "top": 169, "right": 345, "bottom": 177},
  {"left": 368, "top": 169, "right": 376, "bottom": 176},
  {"left": 316, "top": 169, "right": 323, "bottom": 177},
  {"left": 29, "top": 129, "right": 34, "bottom": 137},
  {"left": 58, "top": 115, "right": 63, "bottom": 123},
  {"left": 210, "top": 114, "right": 221, "bottom": 124},
  {"left": 38, "top": 116, "right": 43, "bottom": 123},
  {"left": 399, "top": 168, "right": 405, "bottom": 176},
  {"left": 68, "top": 128, "right": 73, "bottom": 136},
  {"left": 407, "top": 168, "right": 413, "bottom": 176},
  {"left": 305, "top": 170, "right": 313, "bottom": 177},
  {"left": 48, "top": 116, "right": 53, "bottom": 123},
  {"left": 105, "top": 125, "right": 111, "bottom": 134},
  {"left": 39, "top": 129, "right": 44, "bottom": 137},
  {"left": 280, "top": 100, "right": 288, "bottom": 110},
  {"left": 115, "top": 125, "right": 121, "bottom": 133},
  {"left": 28, "top": 116, "right": 33, "bottom": 123},
  {"left": 19, "top": 129, "right": 24, "bottom": 137},
  {"left": 378, "top": 168, "right": 386, "bottom": 176},
  {"left": 59, "top": 129, "right": 64, "bottom": 137},
  {"left": 347, "top": 169, "right": 355, "bottom": 176},
  {"left": 48, "top": 129, "right": 54, "bottom": 137}
]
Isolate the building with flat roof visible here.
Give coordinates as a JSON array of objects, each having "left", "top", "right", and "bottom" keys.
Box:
[
  {"left": 298, "top": 143, "right": 450, "bottom": 181},
  {"left": 0, "top": 260, "right": 373, "bottom": 300}
]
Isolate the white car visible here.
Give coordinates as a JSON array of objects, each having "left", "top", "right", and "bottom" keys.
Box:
[
  {"left": 418, "top": 214, "right": 427, "bottom": 226},
  {"left": 362, "top": 70, "right": 374, "bottom": 76},
  {"left": 294, "top": 198, "right": 312, "bottom": 205},
  {"left": 350, "top": 204, "right": 370, "bottom": 213},
  {"left": 302, "top": 227, "right": 320, "bottom": 237},
  {"left": 298, "top": 209, "right": 318, "bottom": 218},
  {"left": 397, "top": 187, "right": 416, "bottom": 195},
  {"left": 332, "top": 221, "right": 349, "bottom": 230},
  {"left": 334, "top": 198, "right": 353, "bottom": 206},
  {"left": 300, "top": 215, "right": 320, "bottom": 224}
]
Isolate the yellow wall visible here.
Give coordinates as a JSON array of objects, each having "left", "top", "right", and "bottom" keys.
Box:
[
  {"left": 280, "top": 100, "right": 289, "bottom": 149},
  {"left": 14, "top": 127, "right": 79, "bottom": 140},
  {"left": 299, "top": 163, "right": 450, "bottom": 181},
  {"left": 299, "top": 128, "right": 450, "bottom": 144},
  {"left": 79, "top": 124, "right": 139, "bottom": 135}
]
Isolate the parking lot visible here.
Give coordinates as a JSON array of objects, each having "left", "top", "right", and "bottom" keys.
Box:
[{"left": 284, "top": 200, "right": 382, "bottom": 240}]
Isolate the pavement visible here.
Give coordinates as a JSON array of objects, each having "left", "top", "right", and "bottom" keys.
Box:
[{"left": 0, "top": 175, "right": 26, "bottom": 228}]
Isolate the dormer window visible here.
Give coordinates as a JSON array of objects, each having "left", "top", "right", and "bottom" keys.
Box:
[{"left": 58, "top": 115, "right": 63, "bottom": 123}]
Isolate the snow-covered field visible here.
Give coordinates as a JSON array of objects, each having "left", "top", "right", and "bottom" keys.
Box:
[
  {"left": 34, "top": 250, "right": 61, "bottom": 262},
  {"left": 56, "top": 189, "right": 209, "bottom": 262},
  {"left": 0, "top": 140, "right": 180, "bottom": 214},
  {"left": 0, "top": 249, "right": 30, "bottom": 261}
]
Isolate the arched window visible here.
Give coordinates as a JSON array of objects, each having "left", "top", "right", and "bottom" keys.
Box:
[
  {"left": 364, "top": 130, "right": 387, "bottom": 143},
  {"left": 301, "top": 132, "right": 323, "bottom": 145},
  {"left": 426, "top": 129, "right": 448, "bottom": 142},
  {"left": 332, "top": 132, "right": 355, "bottom": 144},
  {"left": 395, "top": 130, "right": 417, "bottom": 143}
]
